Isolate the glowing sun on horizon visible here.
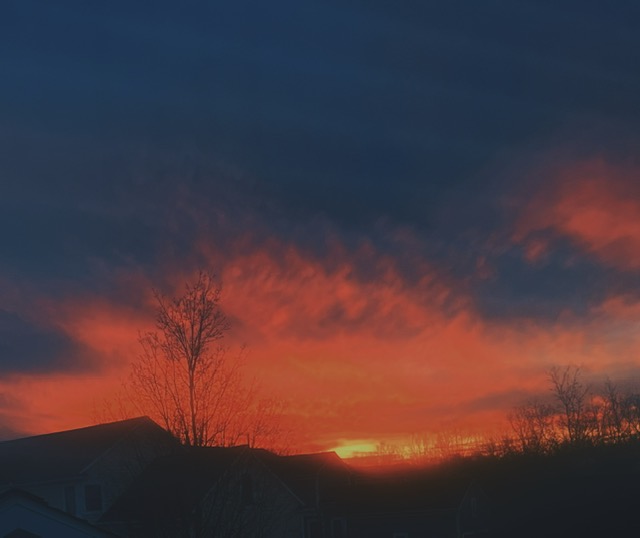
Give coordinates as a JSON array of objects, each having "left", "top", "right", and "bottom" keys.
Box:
[{"left": 330, "top": 440, "right": 379, "bottom": 459}]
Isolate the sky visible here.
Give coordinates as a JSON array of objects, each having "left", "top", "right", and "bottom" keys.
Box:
[{"left": 2, "top": 1, "right": 640, "bottom": 454}]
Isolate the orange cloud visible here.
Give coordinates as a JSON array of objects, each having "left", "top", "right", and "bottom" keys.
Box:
[
  {"left": 515, "top": 159, "right": 640, "bottom": 269},
  {"left": 5, "top": 229, "right": 640, "bottom": 451}
]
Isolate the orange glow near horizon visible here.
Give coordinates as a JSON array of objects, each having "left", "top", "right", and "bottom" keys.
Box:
[
  {"left": 330, "top": 440, "right": 379, "bottom": 459},
  {"left": 4, "top": 161, "right": 640, "bottom": 453}
]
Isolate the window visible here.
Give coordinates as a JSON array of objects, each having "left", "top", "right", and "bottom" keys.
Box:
[
  {"left": 64, "top": 485, "right": 76, "bottom": 515},
  {"left": 241, "top": 474, "right": 254, "bottom": 506},
  {"left": 84, "top": 484, "right": 102, "bottom": 512}
]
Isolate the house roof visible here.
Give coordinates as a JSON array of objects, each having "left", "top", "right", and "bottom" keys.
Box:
[
  {"left": 0, "top": 417, "right": 171, "bottom": 485},
  {"left": 101, "top": 445, "right": 248, "bottom": 524},
  {"left": 255, "top": 450, "right": 351, "bottom": 506},
  {"left": 104, "top": 447, "right": 353, "bottom": 524},
  {"left": 0, "top": 488, "right": 117, "bottom": 536},
  {"left": 257, "top": 450, "right": 478, "bottom": 515}
]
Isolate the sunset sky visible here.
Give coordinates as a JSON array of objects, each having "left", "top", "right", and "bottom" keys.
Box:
[{"left": 2, "top": 2, "right": 640, "bottom": 454}]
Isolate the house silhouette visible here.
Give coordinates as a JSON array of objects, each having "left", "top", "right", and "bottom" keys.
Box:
[{"left": 0, "top": 418, "right": 489, "bottom": 537}]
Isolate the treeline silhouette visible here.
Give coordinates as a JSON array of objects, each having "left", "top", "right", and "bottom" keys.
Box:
[
  {"left": 505, "top": 365, "right": 640, "bottom": 456},
  {"left": 356, "top": 365, "right": 640, "bottom": 465},
  {"left": 363, "top": 366, "right": 640, "bottom": 537}
]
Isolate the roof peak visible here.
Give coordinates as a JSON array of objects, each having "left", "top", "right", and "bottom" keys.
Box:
[{"left": 0, "top": 416, "right": 157, "bottom": 445}]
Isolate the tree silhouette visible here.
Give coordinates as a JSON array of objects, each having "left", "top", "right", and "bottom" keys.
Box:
[
  {"left": 549, "top": 365, "right": 595, "bottom": 447},
  {"left": 508, "top": 399, "right": 557, "bottom": 454},
  {"left": 129, "top": 272, "right": 280, "bottom": 448}
]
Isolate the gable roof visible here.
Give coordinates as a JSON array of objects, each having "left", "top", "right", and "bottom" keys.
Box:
[
  {"left": 0, "top": 417, "right": 172, "bottom": 485},
  {"left": 256, "top": 450, "right": 477, "bottom": 514},
  {"left": 101, "top": 445, "right": 248, "bottom": 524},
  {"left": 256, "top": 450, "right": 351, "bottom": 506}
]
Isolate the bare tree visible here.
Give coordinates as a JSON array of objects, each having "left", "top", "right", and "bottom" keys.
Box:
[
  {"left": 508, "top": 399, "right": 558, "bottom": 454},
  {"left": 434, "top": 429, "right": 471, "bottom": 460},
  {"left": 599, "top": 378, "right": 625, "bottom": 442},
  {"left": 506, "top": 369, "right": 640, "bottom": 455},
  {"left": 549, "top": 365, "right": 595, "bottom": 447},
  {"left": 128, "top": 272, "right": 281, "bottom": 448},
  {"left": 481, "top": 435, "right": 519, "bottom": 458},
  {"left": 620, "top": 392, "right": 640, "bottom": 437},
  {"left": 406, "top": 434, "right": 435, "bottom": 464}
]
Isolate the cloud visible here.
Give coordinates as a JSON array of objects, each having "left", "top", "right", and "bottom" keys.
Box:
[
  {"left": 4, "top": 227, "right": 640, "bottom": 449},
  {"left": 0, "top": 309, "right": 100, "bottom": 375},
  {"left": 465, "top": 156, "right": 640, "bottom": 323},
  {"left": 190, "top": 234, "right": 640, "bottom": 445},
  {"left": 4, "top": 153, "right": 640, "bottom": 450},
  {"left": 515, "top": 159, "right": 640, "bottom": 271},
  {"left": 2, "top": 1, "right": 640, "bottom": 450}
]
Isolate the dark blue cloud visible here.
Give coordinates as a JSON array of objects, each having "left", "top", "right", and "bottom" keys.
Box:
[
  {"left": 0, "top": 310, "right": 96, "bottom": 374},
  {"left": 1, "top": 0, "right": 639, "bottom": 334},
  {"left": 471, "top": 244, "right": 615, "bottom": 322}
]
